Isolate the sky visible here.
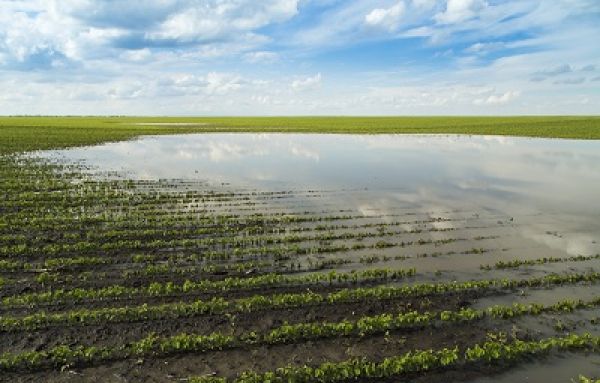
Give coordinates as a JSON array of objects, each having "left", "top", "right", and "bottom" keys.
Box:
[{"left": 0, "top": 0, "right": 599, "bottom": 115}]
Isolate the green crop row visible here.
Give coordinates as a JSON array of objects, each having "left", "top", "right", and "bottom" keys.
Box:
[
  {"left": 261, "top": 297, "right": 598, "bottom": 344},
  {"left": 0, "top": 206, "right": 421, "bottom": 231},
  {"left": 0, "top": 256, "right": 112, "bottom": 273},
  {"left": 1, "top": 268, "right": 416, "bottom": 306},
  {"left": 122, "top": 260, "right": 275, "bottom": 279},
  {"left": 0, "top": 214, "right": 459, "bottom": 247},
  {"left": 0, "top": 296, "right": 596, "bottom": 371},
  {"left": 2, "top": 271, "right": 599, "bottom": 332},
  {"left": 189, "top": 333, "right": 600, "bottom": 382},
  {"left": 481, "top": 254, "right": 600, "bottom": 270},
  {"left": 0, "top": 225, "right": 475, "bottom": 259}
]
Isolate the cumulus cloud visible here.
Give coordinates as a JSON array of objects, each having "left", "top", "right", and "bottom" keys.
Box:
[
  {"left": 107, "top": 83, "right": 147, "bottom": 100},
  {"left": 473, "top": 91, "right": 520, "bottom": 106},
  {"left": 158, "top": 72, "right": 243, "bottom": 96},
  {"left": 291, "top": 73, "right": 322, "bottom": 91},
  {"left": 435, "top": 0, "right": 487, "bottom": 24},
  {"left": 0, "top": 0, "right": 300, "bottom": 68},
  {"left": 204, "top": 72, "right": 243, "bottom": 95},
  {"left": 365, "top": 1, "right": 406, "bottom": 31},
  {"left": 148, "top": 1, "right": 298, "bottom": 42},
  {"left": 0, "top": 3, "right": 81, "bottom": 69}
]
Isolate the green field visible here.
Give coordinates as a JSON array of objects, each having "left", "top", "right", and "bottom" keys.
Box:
[
  {"left": 1, "top": 117, "right": 600, "bottom": 381},
  {"left": 1, "top": 116, "right": 599, "bottom": 154}
]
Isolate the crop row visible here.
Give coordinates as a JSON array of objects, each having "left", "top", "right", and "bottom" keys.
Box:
[
  {"left": 1, "top": 177, "right": 298, "bottom": 202},
  {"left": 1, "top": 183, "right": 443, "bottom": 217},
  {"left": 1, "top": 214, "right": 477, "bottom": 256},
  {"left": 0, "top": 220, "right": 461, "bottom": 249},
  {"left": 0, "top": 297, "right": 596, "bottom": 371},
  {"left": 1, "top": 176, "right": 338, "bottom": 203},
  {"left": 0, "top": 256, "right": 111, "bottom": 273},
  {"left": 0, "top": 205, "right": 437, "bottom": 231},
  {"left": 1, "top": 211, "right": 459, "bottom": 237},
  {"left": 0, "top": 224, "right": 477, "bottom": 259},
  {"left": 247, "top": 297, "right": 600, "bottom": 346},
  {"left": 122, "top": 246, "right": 495, "bottom": 280},
  {"left": 189, "top": 333, "right": 600, "bottom": 383},
  {"left": 0, "top": 232, "right": 494, "bottom": 265},
  {"left": 481, "top": 254, "right": 600, "bottom": 270},
  {"left": 0, "top": 240, "right": 494, "bottom": 280},
  {"left": 1, "top": 268, "right": 416, "bottom": 306},
  {"left": 2, "top": 270, "right": 599, "bottom": 331},
  {"left": 2, "top": 208, "right": 473, "bottom": 244},
  {"left": 122, "top": 257, "right": 351, "bottom": 279}
]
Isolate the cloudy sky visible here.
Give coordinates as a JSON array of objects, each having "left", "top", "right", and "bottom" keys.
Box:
[{"left": 0, "top": 0, "right": 599, "bottom": 115}]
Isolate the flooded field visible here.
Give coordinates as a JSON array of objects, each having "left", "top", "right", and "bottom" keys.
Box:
[
  {"left": 2, "top": 133, "right": 600, "bottom": 382},
  {"left": 42, "top": 133, "right": 600, "bottom": 267}
]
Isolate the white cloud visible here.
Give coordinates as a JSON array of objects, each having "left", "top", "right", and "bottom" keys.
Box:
[
  {"left": 0, "top": 0, "right": 300, "bottom": 68},
  {"left": 473, "top": 91, "right": 520, "bottom": 105},
  {"left": 365, "top": 1, "right": 406, "bottom": 31},
  {"left": 465, "top": 41, "right": 505, "bottom": 54},
  {"left": 107, "top": 83, "right": 147, "bottom": 100},
  {"left": 0, "top": 3, "right": 76, "bottom": 66},
  {"left": 435, "top": 0, "right": 487, "bottom": 24},
  {"left": 289, "top": 2, "right": 384, "bottom": 47},
  {"left": 120, "top": 48, "right": 152, "bottom": 62},
  {"left": 243, "top": 51, "right": 280, "bottom": 63},
  {"left": 205, "top": 72, "right": 243, "bottom": 95},
  {"left": 157, "top": 72, "right": 243, "bottom": 96},
  {"left": 291, "top": 73, "right": 322, "bottom": 91},
  {"left": 149, "top": 1, "right": 299, "bottom": 41}
]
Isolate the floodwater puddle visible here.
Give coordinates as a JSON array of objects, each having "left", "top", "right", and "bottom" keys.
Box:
[
  {"left": 469, "top": 353, "right": 600, "bottom": 382},
  {"left": 35, "top": 133, "right": 600, "bottom": 263}
]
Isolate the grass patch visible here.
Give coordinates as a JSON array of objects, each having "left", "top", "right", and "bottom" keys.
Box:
[{"left": 1, "top": 115, "right": 599, "bottom": 155}]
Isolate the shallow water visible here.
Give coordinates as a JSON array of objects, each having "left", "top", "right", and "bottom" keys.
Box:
[
  {"left": 469, "top": 353, "right": 600, "bottom": 383},
  {"left": 36, "top": 133, "right": 600, "bottom": 259}
]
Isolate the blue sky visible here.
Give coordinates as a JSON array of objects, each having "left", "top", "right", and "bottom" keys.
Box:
[{"left": 0, "top": 0, "right": 599, "bottom": 115}]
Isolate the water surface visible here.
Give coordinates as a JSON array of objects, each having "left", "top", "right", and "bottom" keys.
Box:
[{"left": 37, "top": 134, "right": 600, "bottom": 258}]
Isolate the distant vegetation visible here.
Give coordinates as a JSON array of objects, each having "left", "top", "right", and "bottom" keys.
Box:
[{"left": 0, "top": 115, "right": 599, "bottom": 155}]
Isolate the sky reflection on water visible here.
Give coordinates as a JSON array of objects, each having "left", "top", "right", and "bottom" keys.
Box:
[{"left": 38, "top": 134, "right": 600, "bottom": 256}]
